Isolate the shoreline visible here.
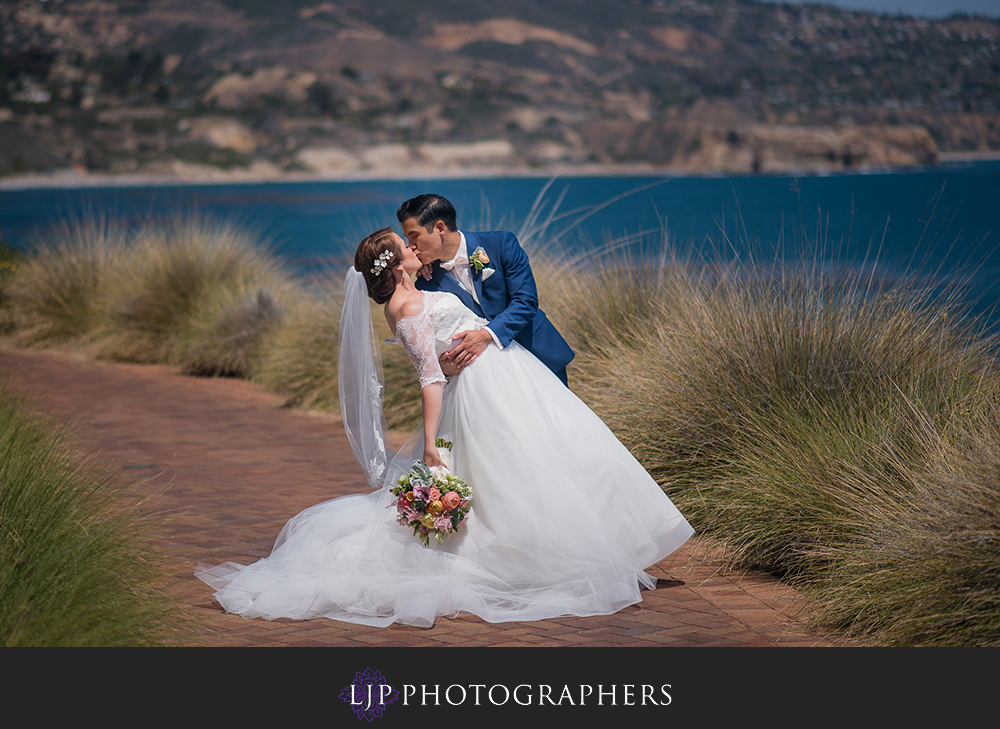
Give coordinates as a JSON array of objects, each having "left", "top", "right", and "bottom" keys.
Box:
[
  {"left": 0, "top": 162, "right": 678, "bottom": 191},
  {"left": 2, "top": 153, "right": 999, "bottom": 191}
]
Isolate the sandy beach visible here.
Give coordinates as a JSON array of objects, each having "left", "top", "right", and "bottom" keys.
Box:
[{"left": 0, "top": 161, "right": 688, "bottom": 191}]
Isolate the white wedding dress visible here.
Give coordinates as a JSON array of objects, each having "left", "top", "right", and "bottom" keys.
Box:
[{"left": 196, "top": 290, "right": 694, "bottom": 627}]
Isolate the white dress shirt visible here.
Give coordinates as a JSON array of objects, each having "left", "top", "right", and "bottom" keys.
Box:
[{"left": 439, "top": 232, "right": 479, "bottom": 303}]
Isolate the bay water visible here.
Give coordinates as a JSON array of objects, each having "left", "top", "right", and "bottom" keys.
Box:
[{"left": 2, "top": 161, "right": 997, "bottom": 322}]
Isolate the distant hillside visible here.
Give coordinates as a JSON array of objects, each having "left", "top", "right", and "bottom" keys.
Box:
[{"left": 1, "top": 0, "right": 997, "bottom": 180}]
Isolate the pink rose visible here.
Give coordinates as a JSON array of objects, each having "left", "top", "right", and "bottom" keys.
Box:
[
  {"left": 442, "top": 491, "right": 461, "bottom": 510},
  {"left": 428, "top": 487, "right": 441, "bottom": 502}
]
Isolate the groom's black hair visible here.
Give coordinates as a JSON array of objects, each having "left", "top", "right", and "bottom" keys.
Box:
[{"left": 396, "top": 194, "right": 458, "bottom": 232}]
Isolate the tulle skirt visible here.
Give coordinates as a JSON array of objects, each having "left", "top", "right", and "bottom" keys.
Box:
[{"left": 196, "top": 342, "right": 694, "bottom": 627}]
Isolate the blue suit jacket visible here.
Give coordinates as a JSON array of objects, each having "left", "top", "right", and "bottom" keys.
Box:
[{"left": 415, "top": 230, "right": 575, "bottom": 376}]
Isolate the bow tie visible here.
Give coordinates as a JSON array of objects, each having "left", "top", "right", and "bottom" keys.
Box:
[{"left": 439, "top": 254, "right": 467, "bottom": 272}]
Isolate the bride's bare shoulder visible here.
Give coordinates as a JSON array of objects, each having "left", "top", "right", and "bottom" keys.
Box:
[{"left": 386, "top": 291, "right": 425, "bottom": 330}]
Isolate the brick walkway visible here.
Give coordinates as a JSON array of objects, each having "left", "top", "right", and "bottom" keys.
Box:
[{"left": 0, "top": 347, "right": 852, "bottom": 647}]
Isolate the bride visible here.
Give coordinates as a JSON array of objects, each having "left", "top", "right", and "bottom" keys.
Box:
[{"left": 195, "top": 227, "right": 694, "bottom": 627}]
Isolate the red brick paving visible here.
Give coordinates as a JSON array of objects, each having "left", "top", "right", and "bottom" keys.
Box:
[{"left": 0, "top": 347, "right": 854, "bottom": 647}]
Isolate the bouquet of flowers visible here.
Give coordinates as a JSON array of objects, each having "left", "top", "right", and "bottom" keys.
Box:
[{"left": 390, "top": 439, "right": 473, "bottom": 546}]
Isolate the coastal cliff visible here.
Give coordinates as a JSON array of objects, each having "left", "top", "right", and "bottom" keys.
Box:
[{"left": 578, "top": 117, "right": 939, "bottom": 173}]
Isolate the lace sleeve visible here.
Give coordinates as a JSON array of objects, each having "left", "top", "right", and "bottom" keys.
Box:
[{"left": 395, "top": 307, "right": 447, "bottom": 389}]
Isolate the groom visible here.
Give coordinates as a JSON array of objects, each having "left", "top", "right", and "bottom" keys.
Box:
[{"left": 396, "top": 193, "right": 574, "bottom": 385}]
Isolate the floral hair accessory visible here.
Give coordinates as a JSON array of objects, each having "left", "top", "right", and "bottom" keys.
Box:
[
  {"left": 470, "top": 246, "right": 490, "bottom": 273},
  {"left": 370, "top": 249, "right": 393, "bottom": 276}
]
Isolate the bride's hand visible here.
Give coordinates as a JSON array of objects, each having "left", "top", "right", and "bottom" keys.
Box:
[
  {"left": 439, "top": 357, "right": 465, "bottom": 377},
  {"left": 423, "top": 445, "right": 446, "bottom": 468}
]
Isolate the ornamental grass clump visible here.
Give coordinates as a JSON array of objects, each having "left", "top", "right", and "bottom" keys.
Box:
[
  {"left": 179, "top": 283, "right": 289, "bottom": 378},
  {"left": 0, "top": 382, "right": 183, "bottom": 646},
  {"left": 6, "top": 217, "right": 132, "bottom": 347},
  {"left": 88, "top": 216, "right": 289, "bottom": 366},
  {"left": 554, "top": 248, "right": 1000, "bottom": 645},
  {"left": 809, "top": 398, "right": 1000, "bottom": 646},
  {"left": 0, "top": 239, "right": 24, "bottom": 334},
  {"left": 253, "top": 273, "right": 344, "bottom": 413},
  {"left": 534, "top": 246, "right": 688, "bottom": 357}
]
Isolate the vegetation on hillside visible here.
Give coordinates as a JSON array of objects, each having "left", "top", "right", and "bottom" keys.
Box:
[{"left": 1, "top": 0, "right": 996, "bottom": 177}]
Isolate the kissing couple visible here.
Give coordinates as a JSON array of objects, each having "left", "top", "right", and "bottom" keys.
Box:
[{"left": 196, "top": 193, "right": 693, "bottom": 627}]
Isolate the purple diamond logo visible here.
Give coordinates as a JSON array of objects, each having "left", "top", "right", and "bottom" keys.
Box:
[{"left": 339, "top": 667, "right": 399, "bottom": 721}]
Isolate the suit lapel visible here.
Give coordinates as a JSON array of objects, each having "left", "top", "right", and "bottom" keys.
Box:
[{"left": 472, "top": 259, "right": 485, "bottom": 307}]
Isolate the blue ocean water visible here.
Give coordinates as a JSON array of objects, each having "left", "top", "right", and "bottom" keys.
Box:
[{"left": 2, "top": 161, "right": 998, "bottom": 315}]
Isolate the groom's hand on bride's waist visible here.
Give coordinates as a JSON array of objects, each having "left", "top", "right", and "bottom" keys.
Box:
[{"left": 441, "top": 329, "right": 493, "bottom": 371}]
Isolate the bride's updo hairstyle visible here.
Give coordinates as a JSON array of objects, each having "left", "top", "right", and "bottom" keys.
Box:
[{"left": 355, "top": 227, "right": 402, "bottom": 304}]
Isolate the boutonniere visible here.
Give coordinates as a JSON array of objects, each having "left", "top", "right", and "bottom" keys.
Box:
[{"left": 469, "top": 246, "right": 490, "bottom": 273}]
